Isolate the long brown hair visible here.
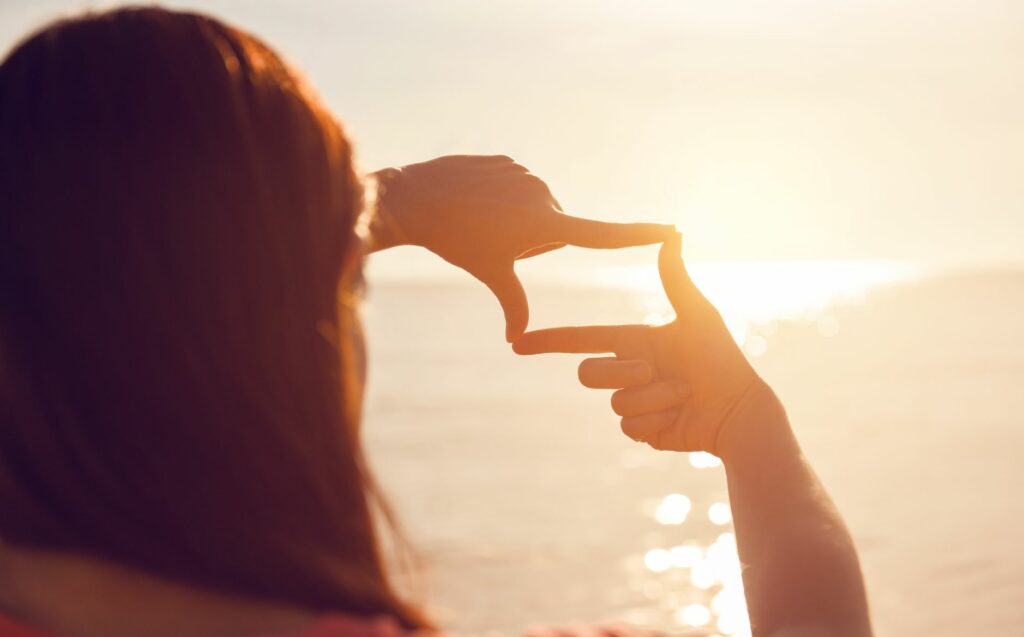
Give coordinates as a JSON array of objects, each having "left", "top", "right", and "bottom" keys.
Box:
[{"left": 0, "top": 7, "right": 426, "bottom": 627}]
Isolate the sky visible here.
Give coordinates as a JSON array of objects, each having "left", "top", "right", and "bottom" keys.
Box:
[{"left": 2, "top": 0, "right": 1022, "bottom": 267}]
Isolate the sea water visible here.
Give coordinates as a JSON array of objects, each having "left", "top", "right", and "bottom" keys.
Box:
[{"left": 362, "top": 256, "right": 1024, "bottom": 636}]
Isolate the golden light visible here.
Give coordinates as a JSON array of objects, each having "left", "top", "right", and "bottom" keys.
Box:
[
  {"left": 676, "top": 603, "right": 712, "bottom": 627},
  {"left": 654, "top": 493, "right": 691, "bottom": 525},
  {"left": 594, "top": 259, "right": 921, "bottom": 348},
  {"left": 643, "top": 548, "right": 673, "bottom": 573},
  {"left": 669, "top": 544, "right": 703, "bottom": 569},
  {"left": 689, "top": 451, "right": 723, "bottom": 469},
  {"left": 708, "top": 502, "right": 733, "bottom": 526}
]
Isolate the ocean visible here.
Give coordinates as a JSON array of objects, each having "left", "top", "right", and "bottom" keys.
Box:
[{"left": 361, "top": 254, "right": 1024, "bottom": 636}]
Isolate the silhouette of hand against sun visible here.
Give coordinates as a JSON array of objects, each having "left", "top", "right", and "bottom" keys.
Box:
[
  {"left": 372, "top": 155, "right": 674, "bottom": 341},
  {"left": 513, "top": 234, "right": 776, "bottom": 458}
]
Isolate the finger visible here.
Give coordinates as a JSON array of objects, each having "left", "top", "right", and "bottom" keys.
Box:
[
  {"left": 478, "top": 267, "right": 528, "bottom": 343},
  {"left": 554, "top": 214, "right": 675, "bottom": 249},
  {"left": 512, "top": 325, "right": 644, "bottom": 355},
  {"left": 621, "top": 409, "right": 678, "bottom": 443},
  {"left": 517, "top": 242, "right": 566, "bottom": 260},
  {"left": 658, "top": 231, "right": 701, "bottom": 316},
  {"left": 578, "top": 358, "right": 653, "bottom": 389},
  {"left": 611, "top": 381, "right": 689, "bottom": 417}
]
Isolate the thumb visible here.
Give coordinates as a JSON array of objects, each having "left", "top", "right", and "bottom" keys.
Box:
[
  {"left": 658, "top": 232, "right": 702, "bottom": 317},
  {"left": 479, "top": 266, "right": 529, "bottom": 342}
]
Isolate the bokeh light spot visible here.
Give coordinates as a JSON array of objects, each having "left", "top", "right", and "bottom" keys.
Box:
[{"left": 654, "top": 493, "right": 691, "bottom": 525}]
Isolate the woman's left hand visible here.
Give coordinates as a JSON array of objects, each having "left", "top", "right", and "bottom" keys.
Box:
[{"left": 370, "top": 155, "right": 673, "bottom": 342}]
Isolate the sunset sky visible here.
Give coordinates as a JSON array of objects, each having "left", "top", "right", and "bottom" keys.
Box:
[{"left": 4, "top": 0, "right": 1021, "bottom": 266}]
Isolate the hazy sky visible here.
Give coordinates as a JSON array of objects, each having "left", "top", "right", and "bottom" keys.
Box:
[{"left": 3, "top": 0, "right": 1022, "bottom": 265}]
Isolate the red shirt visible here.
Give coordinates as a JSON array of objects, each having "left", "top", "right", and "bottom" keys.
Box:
[
  {"left": 0, "top": 612, "right": 650, "bottom": 637},
  {"left": 0, "top": 613, "right": 428, "bottom": 637}
]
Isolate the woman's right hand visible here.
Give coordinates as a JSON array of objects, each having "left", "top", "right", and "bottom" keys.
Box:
[
  {"left": 517, "top": 234, "right": 874, "bottom": 637},
  {"left": 512, "top": 233, "right": 777, "bottom": 458}
]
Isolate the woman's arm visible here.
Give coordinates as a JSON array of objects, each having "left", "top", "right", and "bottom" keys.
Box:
[
  {"left": 718, "top": 386, "right": 871, "bottom": 636},
  {"left": 513, "top": 235, "right": 871, "bottom": 636}
]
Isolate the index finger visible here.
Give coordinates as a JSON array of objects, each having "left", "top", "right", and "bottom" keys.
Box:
[
  {"left": 554, "top": 214, "right": 675, "bottom": 249},
  {"left": 512, "top": 325, "right": 643, "bottom": 355}
]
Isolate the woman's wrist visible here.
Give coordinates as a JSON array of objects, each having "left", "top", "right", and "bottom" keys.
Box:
[
  {"left": 714, "top": 380, "right": 792, "bottom": 466},
  {"left": 367, "top": 167, "right": 410, "bottom": 252}
]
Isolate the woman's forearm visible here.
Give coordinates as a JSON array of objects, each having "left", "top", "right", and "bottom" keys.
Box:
[{"left": 719, "top": 386, "right": 871, "bottom": 637}]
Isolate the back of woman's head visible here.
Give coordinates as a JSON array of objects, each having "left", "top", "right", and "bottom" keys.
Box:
[{"left": 0, "top": 7, "right": 423, "bottom": 626}]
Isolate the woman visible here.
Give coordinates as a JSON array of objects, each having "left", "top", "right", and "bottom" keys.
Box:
[{"left": 0, "top": 8, "right": 871, "bottom": 637}]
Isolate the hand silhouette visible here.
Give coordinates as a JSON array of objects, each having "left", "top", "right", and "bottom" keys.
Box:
[
  {"left": 372, "top": 155, "right": 674, "bottom": 341},
  {"left": 513, "top": 233, "right": 772, "bottom": 456}
]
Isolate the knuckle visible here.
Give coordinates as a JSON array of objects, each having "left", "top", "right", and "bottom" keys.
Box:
[
  {"left": 659, "top": 410, "right": 677, "bottom": 427},
  {"left": 648, "top": 437, "right": 669, "bottom": 451},
  {"left": 521, "top": 173, "right": 550, "bottom": 194},
  {"left": 654, "top": 382, "right": 677, "bottom": 405}
]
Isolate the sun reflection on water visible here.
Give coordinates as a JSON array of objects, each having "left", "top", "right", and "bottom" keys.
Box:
[
  {"left": 635, "top": 494, "right": 749, "bottom": 635},
  {"left": 708, "top": 502, "right": 732, "bottom": 526},
  {"left": 607, "top": 262, "right": 917, "bottom": 635},
  {"left": 654, "top": 493, "right": 692, "bottom": 525},
  {"left": 689, "top": 452, "right": 723, "bottom": 469},
  {"left": 676, "top": 603, "right": 712, "bottom": 627},
  {"left": 601, "top": 259, "right": 919, "bottom": 350}
]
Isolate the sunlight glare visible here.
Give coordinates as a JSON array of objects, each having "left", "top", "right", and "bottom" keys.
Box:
[
  {"left": 669, "top": 544, "right": 703, "bottom": 569},
  {"left": 676, "top": 603, "right": 712, "bottom": 627},
  {"left": 689, "top": 451, "right": 723, "bottom": 469},
  {"left": 689, "top": 559, "right": 717, "bottom": 590},
  {"left": 591, "top": 259, "right": 919, "bottom": 347},
  {"left": 644, "top": 548, "right": 673, "bottom": 573},
  {"left": 654, "top": 493, "right": 691, "bottom": 525},
  {"left": 708, "top": 502, "right": 732, "bottom": 526}
]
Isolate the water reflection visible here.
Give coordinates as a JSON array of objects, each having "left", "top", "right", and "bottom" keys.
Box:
[
  {"left": 601, "top": 262, "right": 918, "bottom": 636},
  {"left": 708, "top": 502, "right": 732, "bottom": 526},
  {"left": 676, "top": 603, "right": 712, "bottom": 627},
  {"left": 688, "top": 452, "right": 722, "bottom": 469},
  {"left": 690, "top": 559, "right": 718, "bottom": 590},
  {"left": 617, "top": 259, "right": 919, "bottom": 354},
  {"left": 654, "top": 493, "right": 691, "bottom": 525},
  {"left": 669, "top": 545, "right": 702, "bottom": 569},
  {"left": 643, "top": 548, "right": 673, "bottom": 573},
  {"left": 638, "top": 495, "right": 749, "bottom": 636},
  {"left": 607, "top": 259, "right": 919, "bottom": 322}
]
